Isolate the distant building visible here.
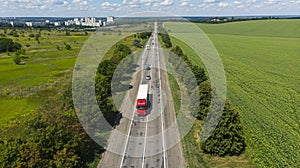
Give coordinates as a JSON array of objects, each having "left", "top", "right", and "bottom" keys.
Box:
[
  {"left": 64, "top": 17, "right": 103, "bottom": 27},
  {"left": 25, "top": 22, "right": 33, "bottom": 27},
  {"left": 107, "top": 16, "right": 114, "bottom": 23},
  {"left": 10, "top": 21, "right": 14, "bottom": 27},
  {"left": 54, "top": 22, "right": 61, "bottom": 26},
  {"left": 45, "top": 20, "right": 50, "bottom": 24}
]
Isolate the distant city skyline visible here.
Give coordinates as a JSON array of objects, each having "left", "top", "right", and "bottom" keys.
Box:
[{"left": 0, "top": 0, "right": 299, "bottom": 17}]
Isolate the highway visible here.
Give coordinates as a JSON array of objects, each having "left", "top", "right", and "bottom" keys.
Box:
[{"left": 98, "top": 22, "right": 185, "bottom": 168}]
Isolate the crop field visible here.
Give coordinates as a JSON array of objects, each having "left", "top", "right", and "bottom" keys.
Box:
[{"left": 166, "top": 19, "right": 300, "bottom": 167}]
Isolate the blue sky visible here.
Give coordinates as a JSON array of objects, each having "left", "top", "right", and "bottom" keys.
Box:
[{"left": 0, "top": 0, "right": 299, "bottom": 17}]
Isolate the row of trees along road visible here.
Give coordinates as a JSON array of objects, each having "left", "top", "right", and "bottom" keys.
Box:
[
  {"left": 160, "top": 32, "right": 246, "bottom": 156},
  {"left": 95, "top": 33, "right": 150, "bottom": 126}
]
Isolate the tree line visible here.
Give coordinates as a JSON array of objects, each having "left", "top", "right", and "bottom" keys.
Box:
[
  {"left": 159, "top": 31, "right": 246, "bottom": 156},
  {"left": 95, "top": 43, "right": 133, "bottom": 126}
]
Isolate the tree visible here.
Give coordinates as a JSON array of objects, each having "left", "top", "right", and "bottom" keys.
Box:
[
  {"left": 112, "top": 44, "right": 132, "bottom": 64},
  {"left": 97, "top": 60, "right": 117, "bottom": 78},
  {"left": 65, "top": 44, "right": 71, "bottom": 50},
  {"left": 66, "top": 31, "right": 71, "bottom": 36},
  {"left": 197, "top": 81, "right": 212, "bottom": 120},
  {"left": 13, "top": 49, "right": 26, "bottom": 65},
  {"left": 159, "top": 33, "right": 172, "bottom": 48},
  {"left": 192, "top": 65, "right": 207, "bottom": 85},
  {"left": 35, "top": 33, "right": 41, "bottom": 41},
  {"left": 201, "top": 102, "right": 246, "bottom": 156},
  {"left": 0, "top": 38, "right": 22, "bottom": 53},
  {"left": 29, "top": 33, "right": 35, "bottom": 38},
  {"left": 133, "top": 39, "right": 141, "bottom": 48}
]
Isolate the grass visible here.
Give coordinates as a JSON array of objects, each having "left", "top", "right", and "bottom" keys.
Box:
[
  {"left": 0, "top": 29, "right": 90, "bottom": 126},
  {"left": 167, "top": 73, "right": 181, "bottom": 115},
  {"left": 164, "top": 19, "right": 300, "bottom": 167}
]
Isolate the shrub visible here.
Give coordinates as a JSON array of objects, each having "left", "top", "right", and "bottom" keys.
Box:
[
  {"left": 201, "top": 102, "right": 246, "bottom": 156},
  {"left": 0, "top": 38, "right": 22, "bottom": 53},
  {"left": 65, "top": 44, "right": 71, "bottom": 50}
]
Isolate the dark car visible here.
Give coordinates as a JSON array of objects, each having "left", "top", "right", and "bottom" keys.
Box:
[{"left": 146, "top": 66, "right": 151, "bottom": 70}]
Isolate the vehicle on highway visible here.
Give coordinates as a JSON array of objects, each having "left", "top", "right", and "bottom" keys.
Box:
[
  {"left": 146, "top": 44, "right": 150, "bottom": 50},
  {"left": 146, "top": 75, "right": 151, "bottom": 80},
  {"left": 136, "top": 84, "right": 149, "bottom": 115},
  {"left": 146, "top": 66, "right": 151, "bottom": 70}
]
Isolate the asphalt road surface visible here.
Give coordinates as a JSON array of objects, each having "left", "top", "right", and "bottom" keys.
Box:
[{"left": 98, "top": 22, "right": 185, "bottom": 168}]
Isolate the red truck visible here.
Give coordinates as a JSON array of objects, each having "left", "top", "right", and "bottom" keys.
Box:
[{"left": 136, "top": 84, "right": 148, "bottom": 115}]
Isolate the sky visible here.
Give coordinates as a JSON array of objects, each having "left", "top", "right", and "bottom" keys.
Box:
[{"left": 0, "top": 0, "right": 299, "bottom": 17}]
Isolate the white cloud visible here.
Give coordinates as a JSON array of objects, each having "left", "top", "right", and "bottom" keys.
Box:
[
  {"left": 204, "top": 0, "right": 215, "bottom": 2},
  {"left": 234, "top": 1, "right": 241, "bottom": 4},
  {"left": 181, "top": 0, "right": 189, "bottom": 6},
  {"left": 161, "top": 0, "right": 173, "bottom": 6},
  {"left": 236, "top": 4, "right": 245, "bottom": 8},
  {"left": 218, "top": 2, "right": 229, "bottom": 7},
  {"left": 128, "top": 0, "right": 159, "bottom": 5},
  {"left": 101, "top": 1, "right": 121, "bottom": 9},
  {"left": 246, "top": 0, "right": 256, "bottom": 2}
]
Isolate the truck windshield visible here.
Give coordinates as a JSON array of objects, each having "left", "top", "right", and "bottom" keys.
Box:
[{"left": 137, "top": 106, "right": 146, "bottom": 110}]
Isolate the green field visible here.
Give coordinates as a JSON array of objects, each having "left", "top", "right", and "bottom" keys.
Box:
[
  {"left": 0, "top": 29, "right": 89, "bottom": 125},
  {"left": 166, "top": 20, "right": 300, "bottom": 167}
]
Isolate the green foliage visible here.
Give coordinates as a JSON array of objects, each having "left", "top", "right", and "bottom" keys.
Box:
[
  {"left": 133, "top": 39, "right": 142, "bottom": 48},
  {"left": 35, "top": 33, "right": 41, "bottom": 41},
  {"left": 13, "top": 53, "right": 22, "bottom": 65},
  {"left": 111, "top": 44, "right": 132, "bottom": 64},
  {"left": 8, "top": 30, "right": 19, "bottom": 37},
  {"left": 12, "top": 49, "right": 27, "bottom": 65},
  {"left": 0, "top": 37, "right": 22, "bottom": 53},
  {"left": 0, "top": 86, "right": 103, "bottom": 167},
  {"left": 201, "top": 102, "right": 246, "bottom": 156},
  {"left": 95, "top": 43, "right": 132, "bottom": 126},
  {"left": 28, "top": 33, "right": 35, "bottom": 38},
  {"left": 192, "top": 65, "right": 207, "bottom": 85},
  {"left": 65, "top": 44, "right": 72, "bottom": 50},
  {"left": 197, "top": 81, "right": 212, "bottom": 120},
  {"left": 137, "top": 32, "right": 152, "bottom": 39},
  {"left": 159, "top": 32, "right": 172, "bottom": 48}
]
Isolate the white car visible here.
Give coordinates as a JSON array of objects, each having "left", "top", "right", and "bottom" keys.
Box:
[{"left": 146, "top": 75, "right": 151, "bottom": 80}]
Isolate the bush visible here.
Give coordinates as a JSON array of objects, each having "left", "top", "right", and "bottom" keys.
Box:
[
  {"left": 201, "top": 102, "right": 246, "bottom": 156},
  {"left": 29, "top": 33, "right": 35, "bottom": 38},
  {"left": 13, "top": 53, "right": 22, "bottom": 65},
  {"left": 0, "top": 38, "right": 22, "bottom": 53},
  {"left": 65, "top": 44, "right": 71, "bottom": 50}
]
